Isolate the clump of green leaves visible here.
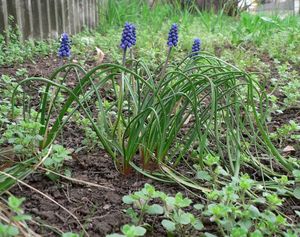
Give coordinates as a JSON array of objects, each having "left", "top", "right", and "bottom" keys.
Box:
[
  {"left": 0, "top": 120, "right": 43, "bottom": 158},
  {"left": 43, "top": 144, "right": 72, "bottom": 180},
  {"left": 111, "top": 182, "right": 299, "bottom": 237},
  {"left": 0, "top": 75, "right": 23, "bottom": 99},
  {"left": 107, "top": 225, "right": 146, "bottom": 237},
  {"left": 270, "top": 120, "right": 300, "bottom": 143},
  {"left": 275, "top": 63, "right": 300, "bottom": 107},
  {"left": 0, "top": 195, "right": 32, "bottom": 237},
  {"left": 203, "top": 176, "right": 298, "bottom": 237},
  {"left": 122, "top": 183, "right": 164, "bottom": 226},
  {"left": 0, "top": 21, "right": 55, "bottom": 65},
  {"left": 110, "top": 183, "right": 203, "bottom": 237},
  {"left": 62, "top": 232, "right": 80, "bottom": 237},
  {"left": 159, "top": 192, "right": 203, "bottom": 235}
]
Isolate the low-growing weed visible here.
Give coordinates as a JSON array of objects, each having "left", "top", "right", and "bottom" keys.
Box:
[
  {"left": 0, "top": 121, "right": 43, "bottom": 158},
  {"left": 0, "top": 195, "right": 32, "bottom": 237},
  {"left": 270, "top": 120, "right": 300, "bottom": 144},
  {"left": 110, "top": 183, "right": 300, "bottom": 237},
  {"left": 43, "top": 144, "right": 72, "bottom": 180},
  {"left": 110, "top": 183, "right": 203, "bottom": 236},
  {"left": 107, "top": 225, "right": 146, "bottom": 237}
]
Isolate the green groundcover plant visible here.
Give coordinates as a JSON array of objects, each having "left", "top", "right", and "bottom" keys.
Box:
[
  {"left": 107, "top": 183, "right": 300, "bottom": 237},
  {"left": 0, "top": 195, "right": 32, "bottom": 237}
]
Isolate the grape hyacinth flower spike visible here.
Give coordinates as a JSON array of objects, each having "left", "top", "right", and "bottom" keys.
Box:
[
  {"left": 131, "top": 24, "right": 136, "bottom": 46},
  {"left": 58, "top": 33, "right": 71, "bottom": 58},
  {"left": 160, "top": 23, "right": 179, "bottom": 78},
  {"left": 129, "top": 24, "right": 136, "bottom": 60},
  {"left": 167, "top": 23, "right": 179, "bottom": 48},
  {"left": 120, "top": 22, "right": 136, "bottom": 64},
  {"left": 191, "top": 38, "right": 201, "bottom": 57}
]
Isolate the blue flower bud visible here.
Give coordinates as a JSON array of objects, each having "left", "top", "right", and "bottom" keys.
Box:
[
  {"left": 131, "top": 24, "right": 136, "bottom": 46},
  {"left": 167, "top": 23, "right": 178, "bottom": 47},
  {"left": 58, "top": 33, "right": 71, "bottom": 58},
  {"left": 120, "top": 22, "right": 136, "bottom": 50},
  {"left": 191, "top": 38, "right": 201, "bottom": 57}
]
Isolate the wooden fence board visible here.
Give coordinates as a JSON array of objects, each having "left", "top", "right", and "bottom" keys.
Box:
[
  {"left": 20, "top": 0, "right": 31, "bottom": 40},
  {"left": 31, "top": 0, "right": 41, "bottom": 39},
  {"left": 40, "top": 0, "right": 49, "bottom": 38},
  {"left": 0, "top": 0, "right": 5, "bottom": 33},
  {"left": 0, "top": 0, "right": 102, "bottom": 40}
]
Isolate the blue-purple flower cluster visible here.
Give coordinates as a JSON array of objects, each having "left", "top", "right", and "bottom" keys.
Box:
[
  {"left": 120, "top": 22, "right": 136, "bottom": 50},
  {"left": 191, "top": 38, "right": 201, "bottom": 56},
  {"left": 59, "top": 22, "right": 202, "bottom": 62},
  {"left": 58, "top": 33, "right": 71, "bottom": 58},
  {"left": 131, "top": 24, "right": 136, "bottom": 46},
  {"left": 167, "top": 23, "right": 179, "bottom": 47}
]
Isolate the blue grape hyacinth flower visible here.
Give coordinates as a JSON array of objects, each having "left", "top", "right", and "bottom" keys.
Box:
[
  {"left": 131, "top": 24, "right": 136, "bottom": 46},
  {"left": 191, "top": 38, "right": 201, "bottom": 57},
  {"left": 167, "top": 23, "right": 178, "bottom": 47},
  {"left": 120, "top": 22, "right": 136, "bottom": 50},
  {"left": 58, "top": 33, "right": 71, "bottom": 58}
]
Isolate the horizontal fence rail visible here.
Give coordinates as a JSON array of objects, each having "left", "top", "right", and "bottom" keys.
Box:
[{"left": 0, "top": 0, "right": 100, "bottom": 40}]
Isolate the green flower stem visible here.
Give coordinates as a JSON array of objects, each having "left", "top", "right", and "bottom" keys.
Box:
[{"left": 159, "top": 47, "right": 172, "bottom": 79}]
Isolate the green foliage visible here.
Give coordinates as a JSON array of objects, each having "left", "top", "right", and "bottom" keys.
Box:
[
  {"left": 0, "top": 21, "right": 56, "bottom": 65},
  {"left": 202, "top": 177, "right": 297, "bottom": 236},
  {"left": 0, "top": 195, "right": 32, "bottom": 237},
  {"left": 232, "top": 14, "right": 281, "bottom": 46},
  {"left": 0, "top": 224, "right": 19, "bottom": 237},
  {"left": 160, "top": 193, "right": 203, "bottom": 235},
  {"left": 273, "top": 62, "right": 300, "bottom": 108},
  {"left": 122, "top": 183, "right": 163, "bottom": 225},
  {"left": 281, "top": 77, "right": 300, "bottom": 107},
  {"left": 114, "top": 182, "right": 300, "bottom": 236},
  {"left": 73, "top": 114, "right": 105, "bottom": 151},
  {"left": 44, "top": 144, "right": 72, "bottom": 180},
  {"left": 107, "top": 224, "right": 146, "bottom": 237},
  {"left": 0, "top": 120, "right": 43, "bottom": 157},
  {"left": 62, "top": 233, "right": 80, "bottom": 237},
  {"left": 14, "top": 49, "right": 294, "bottom": 177},
  {"left": 111, "top": 183, "right": 203, "bottom": 236},
  {"left": 270, "top": 120, "right": 300, "bottom": 142},
  {"left": 0, "top": 75, "right": 23, "bottom": 98}
]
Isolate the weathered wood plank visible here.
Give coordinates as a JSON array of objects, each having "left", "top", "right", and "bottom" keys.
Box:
[
  {"left": 88, "top": 0, "right": 92, "bottom": 28},
  {"left": 78, "top": 0, "right": 85, "bottom": 31},
  {"left": 63, "top": 0, "right": 69, "bottom": 33},
  {"left": 56, "top": 0, "right": 64, "bottom": 34},
  {"left": 6, "top": 0, "right": 17, "bottom": 28},
  {"left": 40, "top": 0, "right": 49, "bottom": 38},
  {"left": 51, "top": 0, "right": 58, "bottom": 38},
  {"left": 0, "top": 0, "right": 100, "bottom": 40},
  {"left": 75, "top": 0, "right": 80, "bottom": 33},
  {"left": 31, "top": 0, "right": 41, "bottom": 39},
  {"left": 16, "top": 0, "right": 30, "bottom": 40},
  {"left": 69, "top": 0, "right": 75, "bottom": 34},
  {"left": 84, "top": 0, "right": 89, "bottom": 29},
  {"left": 0, "top": 0, "right": 5, "bottom": 34}
]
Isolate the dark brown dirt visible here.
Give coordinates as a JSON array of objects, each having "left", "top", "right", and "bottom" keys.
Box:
[
  {"left": 269, "top": 107, "right": 300, "bottom": 158},
  {"left": 257, "top": 53, "right": 300, "bottom": 158},
  {"left": 10, "top": 152, "right": 192, "bottom": 236}
]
